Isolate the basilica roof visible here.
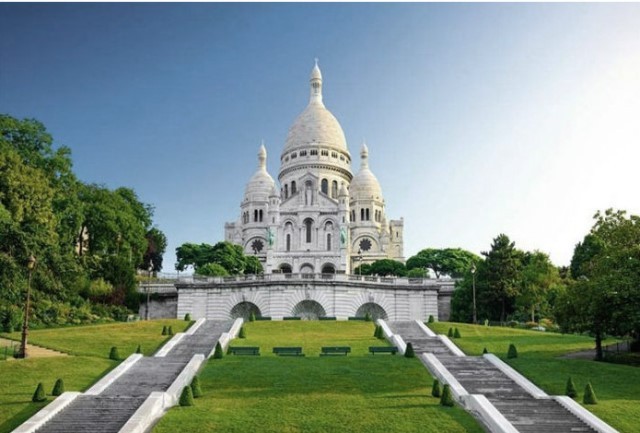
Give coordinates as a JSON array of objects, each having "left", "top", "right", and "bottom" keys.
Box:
[
  {"left": 244, "top": 144, "right": 275, "bottom": 201},
  {"left": 282, "top": 61, "right": 349, "bottom": 155},
  {"left": 350, "top": 143, "right": 383, "bottom": 202}
]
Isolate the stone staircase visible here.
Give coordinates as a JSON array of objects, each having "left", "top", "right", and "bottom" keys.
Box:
[
  {"left": 33, "top": 320, "right": 231, "bottom": 433},
  {"left": 388, "top": 321, "right": 598, "bottom": 433}
]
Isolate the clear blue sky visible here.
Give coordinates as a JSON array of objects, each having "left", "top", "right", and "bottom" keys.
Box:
[{"left": 2, "top": 3, "right": 639, "bottom": 269}]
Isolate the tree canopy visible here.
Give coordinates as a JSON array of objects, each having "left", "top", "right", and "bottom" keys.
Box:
[
  {"left": 406, "top": 248, "right": 480, "bottom": 278},
  {"left": 176, "top": 241, "right": 264, "bottom": 275}
]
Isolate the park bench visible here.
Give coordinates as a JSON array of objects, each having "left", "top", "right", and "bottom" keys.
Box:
[
  {"left": 369, "top": 346, "right": 398, "bottom": 355},
  {"left": 228, "top": 346, "right": 260, "bottom": 356},
  {"left": 320, "top": 346, "right": 351, "bottom": 356},
  {"left": 273, "top": 347, "right": 304, "bottom": 356}
]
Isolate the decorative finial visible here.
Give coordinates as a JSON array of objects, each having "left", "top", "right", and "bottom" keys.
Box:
[
  {"left": 258, "top": 141, "right": 267, "bottom": 169},
  {"left": 315, "top": 57, "right": 319, "bottom": 66},
  {"left": 309, "top": 59, "right": 323, "bottom": 105},
  {"left": 360, "top": 142, "right": 369, "bottom": 169}
]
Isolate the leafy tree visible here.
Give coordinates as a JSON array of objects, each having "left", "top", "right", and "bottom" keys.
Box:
[
  {"left": 140, "top": 227, "right": 167, "bottom": 273},
  {"left": 244, "top": 255, "right": 263, "bottom": 275},
  {"left": 352, "top": 263, "right": 372, "bottom": 275},
  {"left": 517, "top": 251, "right": 562, "bottom": 322},
  {"left": 482, "top": 234, "right": 523, "bottom": 323},
  {"left": 176, "top": 241, "right": 258, "bottom": 275},
  {"left": 367, "top": 259, "right": 407, "bottom": 277},
  {"left": 196, "top": 263, "right": 229, "bottom": 277},
  {"left": 570, "top": 234, "right": 604, "bottom": 279},
  {"left": 406, "top": 248, "right": 480, "bottom": 278}
]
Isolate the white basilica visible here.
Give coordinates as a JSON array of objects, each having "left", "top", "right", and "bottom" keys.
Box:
[{"left": 224, "top": 61, "right": 404, "bottom": 274}]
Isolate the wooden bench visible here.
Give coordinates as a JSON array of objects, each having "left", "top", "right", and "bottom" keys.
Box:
[
  {"left": 320, "top": 346, "right": 351, "bottom": 356},
  {"left": 273, "top": 347, "right": 304, "bottom": 357},
  {"left": 228, "top": 346, "right": 260, "bottom": 356},
  {"left": 369, "top": 346, "right": 398, "bottom": 355}
]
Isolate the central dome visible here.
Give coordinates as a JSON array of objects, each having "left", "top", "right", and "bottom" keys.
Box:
[{"left": 282, "top": 60, "right": 349, "bottom": 155}]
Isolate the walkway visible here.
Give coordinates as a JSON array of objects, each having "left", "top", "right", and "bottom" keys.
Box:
[
  {"left": 33, "top": 320, "right": 231, "bottom": 433},
  {"left": 388, "top": 321, "right": 597, "bottom": 433}
]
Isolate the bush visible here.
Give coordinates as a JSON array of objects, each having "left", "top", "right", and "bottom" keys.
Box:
[
  {"left": 482, "top": 347, "right": 488, "bottom": 354},
  {"left": 583, "top": 382, "right": 598, "bottom": 405},
  {"left": 179, "top": 385, "right": 194, "bottom": 406},
  {"left": 565, "top": 377, "right": 577, "bottom": 398},
  {"left": 484, "top": 319, "right": 489, "bottom": 327},
  {"left": 364, "top": 312, "right": 372, "bottom": 322},
  {"left": 447, "top": 328, "right": 454, "bottom": 338},
  {"left": 135, "top": 344, "right": 141, "bottom": 354},
  {"left": 162, "top": 325, "right": 167, "bottom": 335},
  {"left": 109, "top": 346, "right": 119, "bottom": 360},
  {"left": 239, "top": 327, "right": 246, "bottom": 339},
  {"left": 440, "top": 384, "right": 454, "bottom": 407},
  {"left": 507, "top": 344, "right": 518, "bottom": 359},
  {"left": 52, "top": 378, "right": 64, "bottom": 396},
  {"left": 431, "top": 379, "right": 441, "bottom": 398},
  {"left": 453, "top": 328, "right": 461, "bottom": 339},
  {"left": 213, "top": 342, "right": 224, "bottom": 359},
  {"left": 191, "top": 376, "right": 203, "bottom": 398},
  {"left": 32, "top": 383, "right": 46, "bottom": 402},
  {"left": 404, "top": 342, "right": 415, "bottom": 358},
  {"left": 249, "top": 312, "right": 256, "bottom": 322},
  {"left": 428, "top": 315, "right": 434, "bottom": 323},
  {"left": 507, "top": 320, "right": 519, "bottom": 328},
  {"left": 168, "top": 326, "right": 173, "bottom": 336},
  {"left": 184, "top": 313, "right": 192, "bottom": 321}
]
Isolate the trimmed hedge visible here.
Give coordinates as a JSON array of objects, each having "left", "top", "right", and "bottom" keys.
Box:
[
  {"left": 179, "top": 386, "right": 194, "bottom": 406},
  {"left": 431, "top": 379, "right": 441, "bottom": 398},
  {"left": 507, "top": 343, "right": 518, "bottom": 359},
  {"left": 427, "top": 315, "right": 434, "bottom": 323},
  {"left": 239, "top": 327, "right": 246, "bottom": 339},
  {"left": 453, "top": 328, "right": 461, "bottom": 339},
  {"left": 191, "top": 376, "right": 203, "bottom": 398},
  {"left": 32, "top": 383, "right": 46, "bottom": 402},
  {"left": 583, "top": 382, "right": 598, "bottom": 405},
  {"left": 565, "top": 377, "right": 577, "bottom": 398},
  {"left": 52, "top": 378, "right": 64, "bottom": 396},
  {"left": 162, "top": 325, "right": 167, "bottom": 336},
  {"left": 184, "top": 313, "right": 192, "bottom": 321},
  {"left": 213, "top": 342, "right": 224, "bottom": 359},
  {"left": 447, "top": 328, "right": 454, "bottom": 338},
  {"left": 109, "top": 346, "right": 119, "bottom": 360},
  {"left": 440, "top": 384, "right": 454, "bottom": 407},
  {"left": 404, "top": 342, "right": 415, "bottom": 358}
]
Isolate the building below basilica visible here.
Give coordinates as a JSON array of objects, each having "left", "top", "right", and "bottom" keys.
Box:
[{"left": 225, "top": 61, "right": 404, "bottom": 274}]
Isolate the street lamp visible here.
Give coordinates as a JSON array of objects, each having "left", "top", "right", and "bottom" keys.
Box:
[
  {"left": 356, "top": 249, "right": 362, "bottom": 276},
  {"left": 145, "top": 259, "right": 153, "bottom": 320},
  {"left": 252, "top": 246, "right": 258, "bottom": 275},
  {"left": 470, "top": 263, "right": 477, "bottom": 324},
  {"left": 17, "top": 255, "right": 36, "bottom": 359}
]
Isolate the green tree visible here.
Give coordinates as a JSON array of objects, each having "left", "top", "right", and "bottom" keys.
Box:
[
  {"left": 140, "top": 227, "right": 167, "bottom": 273},
  {"left": 196, "top": 263, "right": 229, "bottom": 277},
  {"left": 406, "top": 248, "right": 480, "bottom": 278},
  {"left": 482, "top": 234, "right": 523, "bottom": 323},
  {"left": 368, "top": 259, "right": 406, "bottom": 277},
  {"left": 517, "top": 251, "right": 562, "bottom": 322}
]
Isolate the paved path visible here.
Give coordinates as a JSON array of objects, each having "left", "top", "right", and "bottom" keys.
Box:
[
  {"left": 389, "top": 321, "right": 597, "bottom": 433},
  {"left": 34, "top": 320, "right": 231, "bottom": 433}
]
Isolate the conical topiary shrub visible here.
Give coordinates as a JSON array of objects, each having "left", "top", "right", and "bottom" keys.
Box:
[
  {"left": 440, "top": 384, "right": 454, "bottom": 407},
  {"left": 378, "top": 325, "right": 386, "bottom": 339},
  {"left": 447, "top": 327, "right": 454, "bottom": 338},
  {"left": 431, "top": 379, "right": 441, "bottom": 398},
  {"left": 184, "top": 313, "right": 192, "bottom": 321},
  {"left": 428, "top": 315, "right": 434, "bottom": 323},
  {"left": 32, "top": 383, "right": 46, "bottom": 402},
  {"left": 213, "top": 342, "right": 224, "bottom": 359},
  {"left": 249, "top": 312, "right": 256, "bottom": 322},
  {"left": 583, "top": 382, "right": 598, "bottom": 405},
  {"left": 239, "top": 326, "right": 246, "bottom": 338},
  {"left": 373, "top": 325, "right": 381, "bottom": 338},
  {"left": 162, "top": 325, "right": 167, "bottom": 335},
  {"left": 52, "top": 378, "right": 64, "bottom": 396},
  {"left": 507, "top": 344, "right": 518, "bottom": 359},
  {"left": 453, "top": 328, "right": 461, "bottom": 339},
  {"left": 404, "top": 342, "right": 415, "bottom": 358},
  {"left": 191, "top": 376, "right": 203, "bottom": 398},
  {"left": 482, "top": 347, "right": 489, "bottom": 354},
  {"left": 179, "top": 385, "right": 194, "bottom": 406},
  {"left": 364, "top": 312, "right": 372, "bottom": 322},
  {"left": 168, "top": 326, "right": 173, "bottom": 336},
  {"left": 109, "top": 346, "right": 119, "bottom": 360},
  {"left": 565, "top": 377, "right": 578, "bottom": 398},
  {"left": 136, "top": 344, "right": 142, "bottom": 354}
]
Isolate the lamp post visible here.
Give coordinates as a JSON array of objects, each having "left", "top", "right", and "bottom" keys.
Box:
[
  {"left": 356, "top": 249, "right": 362, "bottom": 276},
  {"left": 17, "top": 255, "right": 36, "bottom": 359},
  {"left": 470, "top": 263, "right": 477, "bottom": 324},
  {"left": 252, "top": 246, "right": 258, "bottom": 275},
  {"left": 145, "top": 259, "right": 153, "bottom": 320}
]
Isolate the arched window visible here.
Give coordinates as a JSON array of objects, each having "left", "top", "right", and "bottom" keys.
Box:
[
  {"left": 351, "top": 210, "right": 355, "bottom": 222},
  {"left": 259, "top": 209, "right": 263, "bottom": 222},
  {"left": 327, "top": 233, "right": 332, "bottom": 251},
  {"left": 331, "top": 180, "right": 338, "bottom": 198},
  {"left": 366, "top": 208, "right": 370, "bottom": 221},
  {"left": 304, "top": 218, "right": 313, "bottom": 243},
  {"left": 321, "top": 179, "right": 328, "bottom": 194},
  {"left": 284, "top": 184, "right": 288, "bottom": 199},
  {"left": 286, "top": 234, "right": 291, "bottom": 252},
  {"left": 291, "top": 181, "right": 297, "bottom": 194},
  {"left": 254, "top": 209, "right": 258, "bottom": 222},
  {"left": 360, "top": 208, "right": 365, "bottom": 221}
]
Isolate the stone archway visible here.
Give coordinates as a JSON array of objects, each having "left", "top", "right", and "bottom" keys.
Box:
[
  {"left": 356, "top": 302, "right": 388, "bottom": 320},
  {"left": 230, "top": 302, "right": 262, "bottom": 320},
  {"left": 279, "top": 263, "right": 292, "bottom": 274},
  {"left": 299, "top": 263, "right": 314, "bottom": 274},
  {"left": 291, "top": 300, "right": 326, "bottom": 320},
  {"left": 321, "top": 263, "right": 336, "bottom": 274}
]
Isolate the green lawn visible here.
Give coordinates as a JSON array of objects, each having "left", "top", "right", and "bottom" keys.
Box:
[
  {"left": 0, "top": 319, "right": 191, "bottom": 433},
  {"left": 153, "top": 321, "right": 484, "bottom": 433},
  {"left": 429, "top": 322, "right": 640, "bottom": 433}
]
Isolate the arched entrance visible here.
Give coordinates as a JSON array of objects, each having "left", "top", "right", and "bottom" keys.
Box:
[
  {"left": 279, "top": 264, "right": 292, "bottom": 274},
  {"left": 299, "top": 263, "right": 314, "bottom": 274},
  {"left": 230, "top": 302, "right": 262, "bottom": 320},
  {"left": 291, "top": 300, "right": 326, "bottom": 320},
  {"left": 356, "top": 303, "right": 388, "bottom": 320},
  {"left": 321, "top": 264, "right": 336, "bottom": 274}
]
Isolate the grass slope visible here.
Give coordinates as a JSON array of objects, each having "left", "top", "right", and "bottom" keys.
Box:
[
  {"left": 429, "top": 322, "right": 640, "bottom": 433},
  {"left": 153, "top": 321, "right": 484, "bottom": 433},
  {"left": 0, "top": 319, "right": 191, "bottom": 433}
]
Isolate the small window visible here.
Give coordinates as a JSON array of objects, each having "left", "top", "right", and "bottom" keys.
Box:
[
  {"left": 340, "top": 155, "right": 345, "bottom": 161},
  {"left": 366, "top": 208, "right": 370, "bottom": 221},
  {"left": 291, "top": 181, "right": 297, "bottom": 194},
  {"left": 321, "top": 150, "right": 329, "bottom": 156},
  {"left": 327, "top": 233, "right": 332, "bottom": 251},
  {"left": 331, "top": 152, "right": 338, "bottom": 158},
  {"left": 310, "top": 149, "right": 318, "bottom": 156},
  {"left": 284, "top": 184, "right": 288, "bottom": 198},
  {"left": 299, "top": 150, "right": 307, "bottom": 156},
  {"left": 286, "top": 234, "right": 291, "bottom": 252},
  {"left": 285, "top": 156, "right": 289, "bottom": 162},
  {"left": 321, "top": 179, "right": 328, "bottom": 194},
  {"left": 331, "top": 180, "right": 338, "bottom": 198},
  {"left": 291, "top": 153, "right": 297, "bottom": 159}
]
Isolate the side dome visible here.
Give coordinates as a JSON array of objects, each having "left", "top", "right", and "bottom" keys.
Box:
[
  {"left": 244, "top": 144, "right": 275, "bottom": 201},
  {"left": 282, "top": 60, "right": 349, "bottom": 154},
  {"left": 350, "top": 143, "right": 383, "bottom": 201}
]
